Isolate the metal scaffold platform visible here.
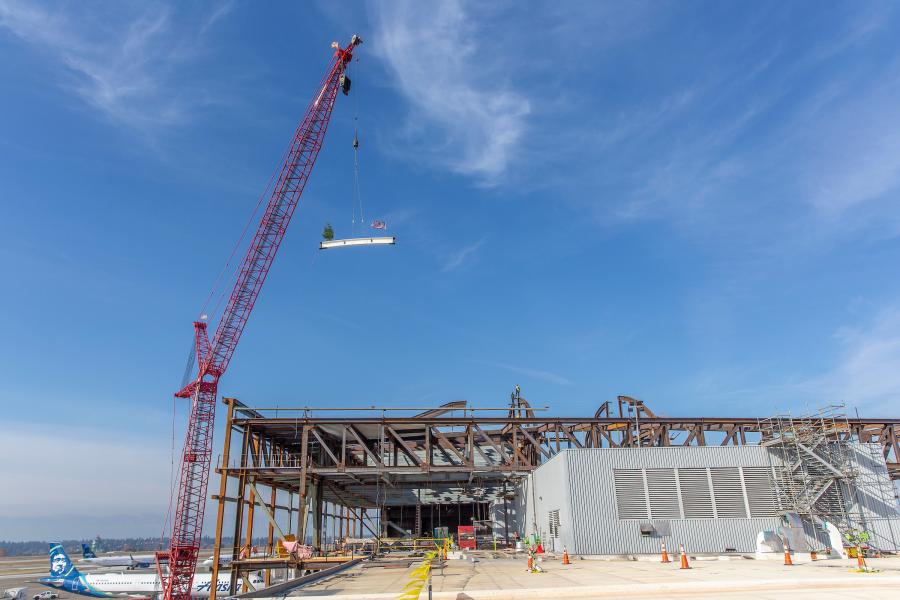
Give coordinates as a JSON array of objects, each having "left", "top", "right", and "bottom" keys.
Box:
[{"left": 759, "top": 406, "right": 858, "bottom": 533}]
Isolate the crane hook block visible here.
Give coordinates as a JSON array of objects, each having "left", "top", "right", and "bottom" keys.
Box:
[{"left": 340, "top": 74, "right": 351, "bottom": 96}]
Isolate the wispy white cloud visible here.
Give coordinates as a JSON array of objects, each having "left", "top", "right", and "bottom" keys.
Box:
[
  {"left": 0, "top": 420, "right": 229, "bottom": 540},
  {"left": 682, "top": 306, "right": 900, "bottom": 417},
  {"left": 795, "top": 72, "right": 900, "bottom": 221},
  {"left": 0, "top": 1, "right": 230, "bottom": 131},
  {"left": 489, "top": 3, "right": 900, "bottom": 249},
  {"left": 1, "top": 422, "right": 171, "bottom": 517},
  {"left": 370, "top": 0, "right": 530, "bottom": 185},
  {"left": 199, "top": 0, "right": 234, "bottom": 36},
  {"left": 806, "top": 4, "right": 892, "bottom": 63},
  {"left": 815, "top": 307, "right": 900, "bottom": 415},
  {"left": 442, "top": 237, "right": 485, "bottom": 272},
  {"left": 493, "top": 362, "right": 574, "bottom": 387}
]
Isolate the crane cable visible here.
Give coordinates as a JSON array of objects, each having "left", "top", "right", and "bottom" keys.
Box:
[
  {"left": 160, "top": 393, "right": 177, "bottom": 548},
  {"left": 198, "top": 128, "right": 298, "bottom": 326},
  {"left": 175, "top": 146, "right": 290, "bottom": 546},
  {"left": 350, "top": 60, "right": 364, "bottom": 236},
  {"left": 352, "top": 128, "right": 361, "bottom": 236}
]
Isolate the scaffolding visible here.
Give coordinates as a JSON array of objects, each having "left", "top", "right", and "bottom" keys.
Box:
[{"left": 759, "top": 405, "right": 859, "bottom": 540}]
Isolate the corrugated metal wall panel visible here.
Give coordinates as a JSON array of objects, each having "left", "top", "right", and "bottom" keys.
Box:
[
  {"left": 559, "top": 447, "right": 784, "bottom": 554},
  {"left": 526, "top": 445, "right": 900, "bottom": 555},
  {"left": 846, "top": 444, "right": 900, "bottom": 550},
  {"left": 522, "top": 452, "right": 575, "bottom": 553}
]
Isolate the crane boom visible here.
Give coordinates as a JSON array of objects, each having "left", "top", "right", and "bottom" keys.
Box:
[{"left": 158, "top": 36, "right": 362, "bottom": 600}]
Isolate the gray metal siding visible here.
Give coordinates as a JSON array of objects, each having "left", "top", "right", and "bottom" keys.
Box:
[
  {"left": 524, "top": 452, "right": 575, "bottom": 552},
  {"left": 525, "top": 444, "right": 900, "bottom": 555},
  {"left": 561, "top": 447, "right": 782, "bottom": 554},
  {"left": 845, "top": 444, "right": 900, "bottom": 550}
]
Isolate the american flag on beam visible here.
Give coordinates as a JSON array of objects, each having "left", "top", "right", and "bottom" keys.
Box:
[{"left": 371, "top": 220, "right": 387, "bottom": 230}]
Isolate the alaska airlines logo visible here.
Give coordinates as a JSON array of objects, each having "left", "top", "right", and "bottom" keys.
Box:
[
  {"left": 50, "top": 550, "right": 70, "bottom": 576},
  {"left": 193, "top": 582, "right": 231, "bottom": 593}
]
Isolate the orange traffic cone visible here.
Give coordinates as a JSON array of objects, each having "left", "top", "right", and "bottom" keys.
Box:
[
  {"left": 783, "top": 546, "right": 793, "bottom": 566},
  {"left": 562, "top": 547, "right": 571, "bottom": 565},
  {"left": 661, "top": 542, "right": 671, "bottom": 563},
  {"left": 679, "top": 544, "right": 690, "bottom": 569},
  {"left": 527, "top": 555, "right": 534, "bottom": 572},
  {"left": 856, "top": 545, "right": 866, "bottom": 571}
]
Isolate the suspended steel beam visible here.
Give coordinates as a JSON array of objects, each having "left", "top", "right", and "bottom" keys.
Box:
[{"left": 319, "top": 236, "right": 395, "bottom": 249}]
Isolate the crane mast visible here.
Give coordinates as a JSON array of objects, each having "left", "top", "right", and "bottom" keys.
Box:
[{"left": 157, "top": 35, "right": 362, "bottom": 600}]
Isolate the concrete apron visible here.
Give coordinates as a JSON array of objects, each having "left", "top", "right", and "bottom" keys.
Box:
[
  {"left": 248, "top": 575, "right": 900, "bottom": 600},
  {"left": 577, "top": 552, "right": 840, "bottom": 562}
]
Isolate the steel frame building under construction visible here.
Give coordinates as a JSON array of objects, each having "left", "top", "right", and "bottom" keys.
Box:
[{"left": 207, "top": 393, "right": 900, "bottom": 597}]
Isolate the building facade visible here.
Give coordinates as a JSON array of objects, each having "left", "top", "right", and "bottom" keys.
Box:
[{"left": 517, "top": 444, "right": 900, "bottom": 555}]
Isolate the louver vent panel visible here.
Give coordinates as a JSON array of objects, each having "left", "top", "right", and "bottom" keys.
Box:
[
  {"left": 742, "top": 467, "right": 776, "bottom": 517},
  {"left": 711, "top": 467, "right": 747, "bottom": 518},
  {"left": 549, "top": 509, "right": 560, "bottom": 538},
  {"left": 613, "top": 469, "right": 648, "bottom": 519},
  {"left": 678, "top": 468, "right": 715, "bottom": 518},
  {"left": 646, "top": 468, "right": 681, "bottom": 519}
]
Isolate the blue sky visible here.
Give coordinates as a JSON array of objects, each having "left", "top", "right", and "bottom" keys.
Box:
[{"left": 2, "top": 1, "right": 900, "bottom": 540}]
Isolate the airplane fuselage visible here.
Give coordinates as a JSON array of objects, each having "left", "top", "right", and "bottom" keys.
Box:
[
  {"left": 79, "top": 556, "right": 153, "bottom": 569},
  {"left": 40, "top": 572, "right": 260, "bottom": 598}
]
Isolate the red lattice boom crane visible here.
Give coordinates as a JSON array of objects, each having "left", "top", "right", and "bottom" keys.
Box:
[{"left": 156, "top": 35, "right": 362, "bottom": 600}]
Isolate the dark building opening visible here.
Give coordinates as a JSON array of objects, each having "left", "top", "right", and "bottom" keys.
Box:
[{"left": 382, "top": 501, "right": 492, "bottom": 537}]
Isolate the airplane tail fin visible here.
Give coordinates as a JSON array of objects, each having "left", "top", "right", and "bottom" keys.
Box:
[
  {"left": 81, "top": 543, "right": 97, "bottom": 559},
  {"left": 48, "top": 544, "right": 80, "bottom": 579}
]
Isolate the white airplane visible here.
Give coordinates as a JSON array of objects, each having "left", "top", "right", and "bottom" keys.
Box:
[
  {"left": 200, "top": 550, "right": 265, "bottom": 569},
  {"left": 200, "top": 556, "right": 232, "bottom": 569},
  {"left": 39, "top": 544, "right": 263, "bottom": 598},
  {"left": 80, "top": 545, "right": 154, "bottom": 569}
]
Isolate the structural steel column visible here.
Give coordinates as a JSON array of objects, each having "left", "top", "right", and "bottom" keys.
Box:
[
  {"left": 503, "top": 481, "right": 509, "bottom": 544},
  {"left": 245, "top": 484, "right": 256, "bottom": 552},
  {"left": 287, "top": 490, "right": 294, "bottom": 536},
  {"left": 265, "top": 485, "right": 276, "bottom": 587},
  {"left": 209, "top": 398, "right": 236, "bottom": 600},
  {"left": 242, "top": 433, "right": 257, "bottom": 595},
  {"left": 297, "top": 425, "right": 310, "bottom": 543},
  {"left": 229, "top": 423, "right": 251, "bottom": 596},
  {"left": 312, "top": 481, "right": 323, "bottom": 548}
]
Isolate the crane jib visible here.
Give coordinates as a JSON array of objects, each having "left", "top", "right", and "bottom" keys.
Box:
[{"left": 159, "top": 35, "right": 362, "bottom": 600}]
